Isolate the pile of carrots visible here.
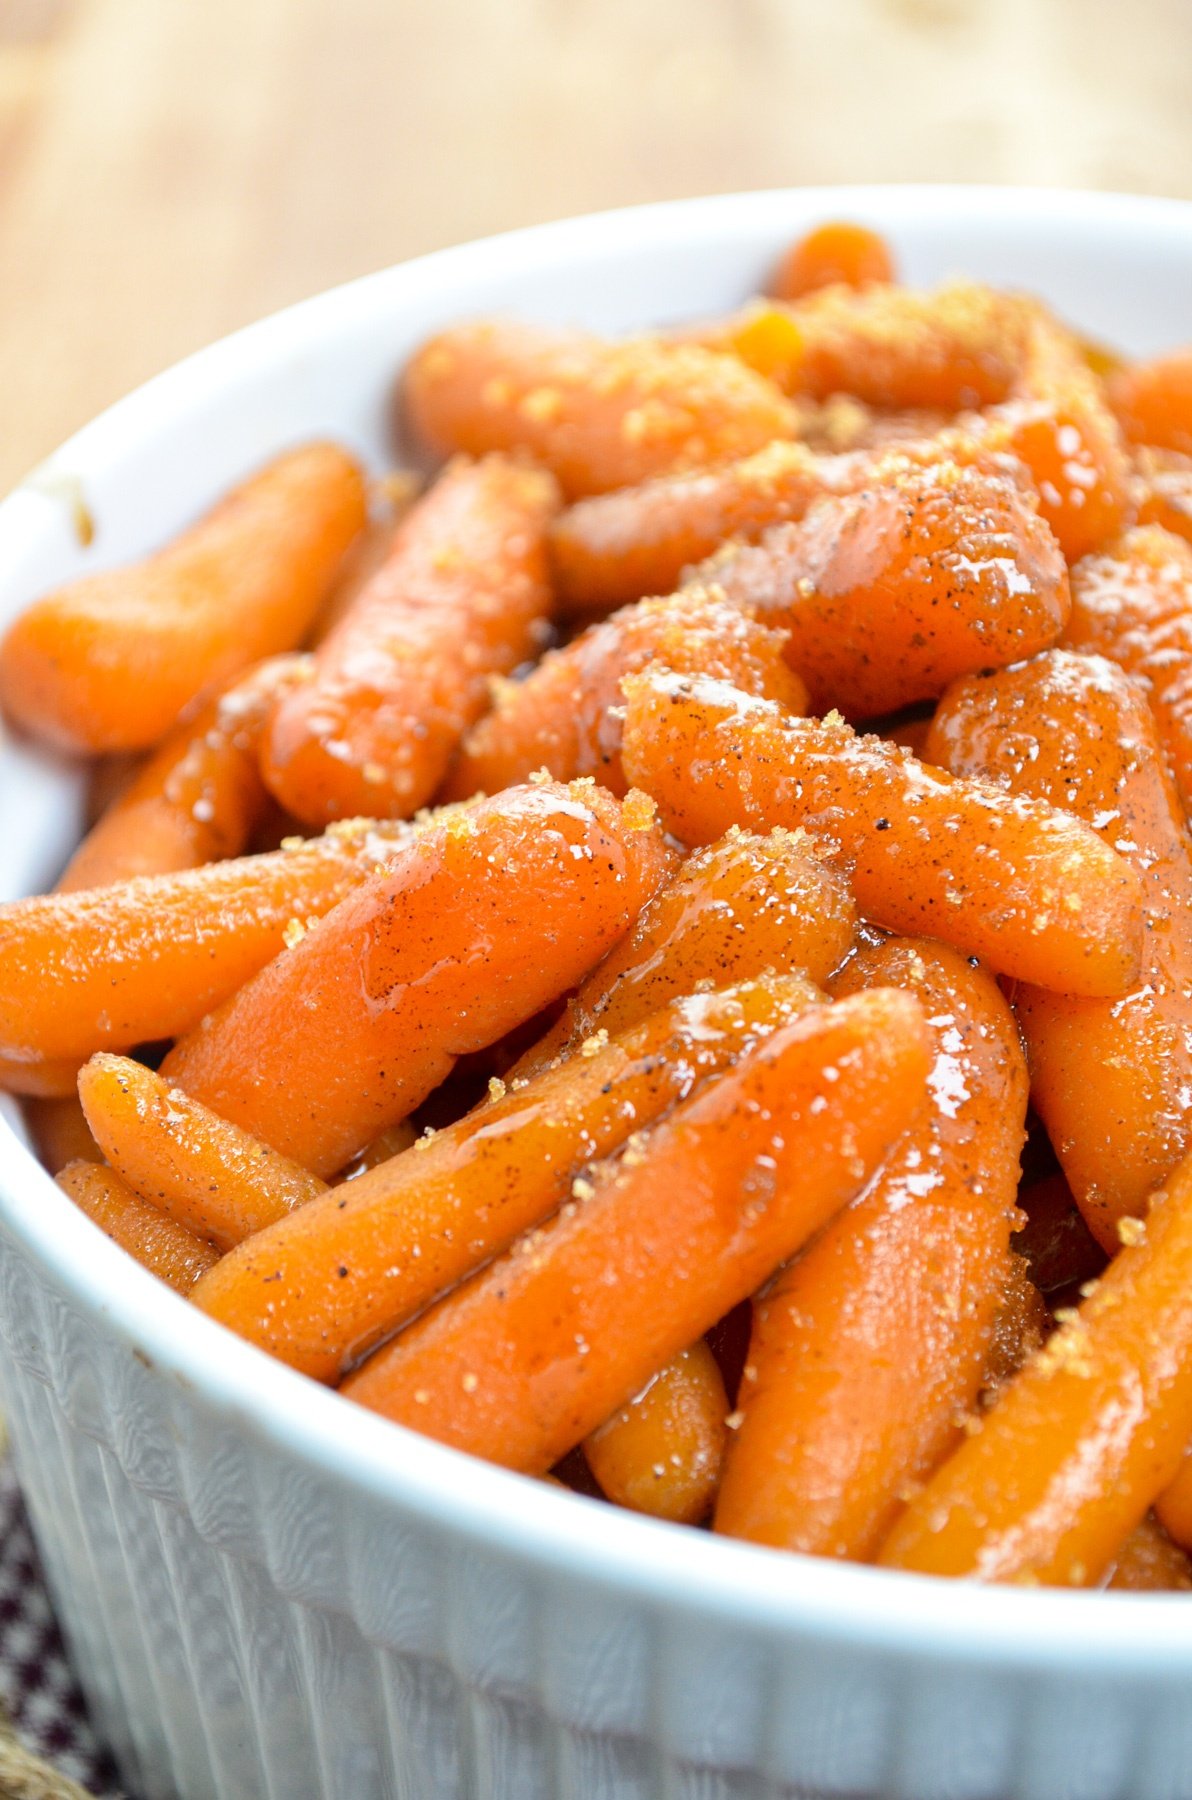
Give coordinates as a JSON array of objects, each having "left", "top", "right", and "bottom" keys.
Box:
[{"left": 7, "top": 219, "right": 1192, "bottom": 1592}]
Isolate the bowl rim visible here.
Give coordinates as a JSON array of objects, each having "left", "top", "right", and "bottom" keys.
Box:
[{"left": 5, "top": 182, "right": 1192, "bottom": 1676}]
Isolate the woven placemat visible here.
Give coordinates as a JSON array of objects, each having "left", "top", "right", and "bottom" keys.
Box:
[{"left": 0, "top": 1452, "right": 125, "bottom": 1800}]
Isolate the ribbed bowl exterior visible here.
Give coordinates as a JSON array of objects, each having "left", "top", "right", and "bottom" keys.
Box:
[{"left": 4, "top": 190, "right": 1192, "bottom": 1800}]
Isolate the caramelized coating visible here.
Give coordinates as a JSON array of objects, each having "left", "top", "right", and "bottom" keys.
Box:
[
  {"left": 878, "top": 1142, "right": 1192, "bottom": 1586},
  {"left": 263, "top": 456, "right": 559, "bottom": 826},
  {"left": 403, "top": 320, "right": 798, "bottom": 500},
  {"left": 190, "top": 975, "right": 819, "bottom": 1383},
  {"left": 620, "top": 666, "right": 1143, "bottom": 996},
  {"left": 78, "top": 1054, "right": 328, "bottom": 1252},
  {"left": 1109, "top": 348, "right": 1192, "bottom": 456},
  {"left": 340, "top": 989, "right": 931, "bottom": 1474},
  {"left": 768, "top": 222, "right": 896, "bottom": 301},
  {"left": 715, "top": 939, "right": 1027, "bottom": 1559},
  {"left": 57, "top": 654, "right": 308, "bottom": 892},
  {"left": 0, "top": 818, "right": 412, "bottom": 1081},
  {"left": 0, "top": 444, "right": 366, "bottom": 753},
  {"left": 928, "top": 650, "right": 1192, "bottom": 1250},
  {"left": 513, "top": 826, "right": 856, "bottom": 1080},
  {"left": 1064, "top": 525, "right": 1192, "bottom": 815},
  {"left": 584, "top": 1341, "right": 729, "bottom": 1525},
  {"left": 443, "top": 590, "right": 806, "bottom": 801},
  {"left": 57, "top": 1161, "right": 218, "bottom": 1295},
  {"left": 697, "top": 460, "right": 1069, "bottom": 718},
  {"left": 161, "top": 783, "right": 669, "bottom": 1176}
]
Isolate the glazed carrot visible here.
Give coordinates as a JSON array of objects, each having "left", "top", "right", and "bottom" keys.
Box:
[
  {"left": 341, "top": 988, "right": 931, "bottom": 1472},
  {"left": 714, "top": 938, "right": 1027, "bottom": 1560},
  {"left": 620, "top": 666, "right": 1143, "bottom": 996},
  {"left": 1107, "top": 1515, "right": 1192, "bottom": 1592},
  {"left": 512, "top": 826, "right": 856, "bottom": 1081},
  {"left": 1108, "top": 348, "right": 1192, "bottom": 456},
  {"left": 0, "top": 817, "right": 412, "bottom": 1082},
  {"left": 78, "top": 1054, "right": 327, "bottom": 1252},
  {"left": 1133, "top": 447, "right": 1192, "bottom": 547},
  {"left": 338, "top": 1121, "right": 419, "bottom": 1181},
  {"left": 927, "top": 649, "right": 1192, "bottom": 1250},
  {"left": 23, "top": 1094, "right": 101, "bottom": 1174},
  {"left": 694, "top": 281, "right": 1026, "bottom": 410},
  {"left": 1156, "top": 1451, "right": 1192, "bottom": 1550},
  {"left": 768, "top": 221, "right": 896, "bottom": 301},
  {"left": 583, "top": 1341, "right": 729, "bottom": 1525},
  {"left": 403, "top": 321, "right": 798, "bottom": 500},
  {"left": 56, "top": 1161, "right": 218, "bottom": 1295},
  {"left": 442, "top": 590, "right": 806, "bottom": 801},
  {"left": 878, "top": 1142, "right": 1192, "bottom": 1586},
  {"left": 549, "top": 432, "right": 1028, "bottom": 616},
  {"left": 161, "top": 782, "right": 668, "bottom": 1176},
  {"left": 57, "top": 655, "right": 309, "bottom": 892},
  {"left": 1063, "top": 525, "right": 1192, "bottom": 815},
  {"left": 982, "top": 311, "right": 1129, "bottom": 561},
  {"left": 0, "top": 1055, "right": 87, "bottom": 1099},
  {"left": 263, "top": 456, "right": 560, "bottom": 827},
  {"left": 0, "top": 444, "right": 367, "bottom": 754},
  {"left": 190, "top": 974, "right": 818, "bottom": 1382},
  {"left": 695, "top": 460, "right": 1069, "bottom": 718}
]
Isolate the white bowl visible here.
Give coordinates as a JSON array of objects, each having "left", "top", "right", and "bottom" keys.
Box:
[{"left": 3, "top": 187, "right": 1192, "bottom": 1800}]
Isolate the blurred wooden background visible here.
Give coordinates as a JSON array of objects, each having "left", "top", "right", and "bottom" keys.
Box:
[{"left": 2, "top": 0, "right": 1191, "bottom": 493}]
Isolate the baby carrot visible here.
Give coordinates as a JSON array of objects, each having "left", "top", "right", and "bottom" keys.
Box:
[
  {"left": 927, "top": 648, "right": 1192, "bottom": 1250},
  {"left": 583, "top": 1341, "right": 729, "bottom": 1525},
  {"left": 161, "top": 782, "right": 668, "bottom": 1175},
  {"left": 57, "top": 655, "right": 309, "bottom": 892},
  {"left": 78, "top": 1054, "right": 327, "bottom": 1252},
  {"left": 403, "top": 321, "right": 798, "bottom": 500},
  {"left": 620, "top": 666, "right": 1143, "bottom": 997},
  {"left": 697, "top": 460, "right": 1069, "bottom": 718},
  {"left": 23, "top": 1094, "right": 101, "bottom": 1173},
  {"left": 1109, "top": 347, "right": 1192, "bottom": 456},
  {"left": 189, "top": 973, "right": 819, "bottom": 1382},
  {"left": 0, "top": 1055, "right": 88, "bottom": 1099},
  {"left": 878, "top": 1141, "right": 1192, "bottom": 1587},
  {"left": 714, "top": 938, "right": 1027, "bottom": 1559},
  {"left": 768, "top": 221, "right": 896, "bottom": 301},
  {"left": 549, "top": 432, "right": 1026, "bottom": 617},
  {"left": 340, "top": 988, "right": 930, "bottom": 1472},
  {"left": 1133, "top": 447, "right": 1192, "bottom": 548},
  {"left": 263, "top": 456, "right": 559, "bottom": 827},
  {"left": 0, "top": 444, "right": 367, "bottom": 753},
  {"left": 56, "top": 1161, "right": 218, "bottom": 1295},
  {"left": 0, "top": 817, "right": 412, "bottom": 1082},
  {"left": 1063, "top": 525, "right": 1192, "bottom": 816},
  {"left": 442, "top": 590, "right": 806, "bottom": 802},
  {"left": 1107, "top": 1515, "right": 1192, "bottom": 1592},
  {"left": 513, "top": 826, "right": 857, "bottom": 1081}
]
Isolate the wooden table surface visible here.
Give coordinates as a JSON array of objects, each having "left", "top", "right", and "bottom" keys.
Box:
[{"left": 2, "top": 0, "right": 1191, "bottom": 494}]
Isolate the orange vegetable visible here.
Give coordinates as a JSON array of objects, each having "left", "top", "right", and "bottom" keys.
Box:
[
  {"left": 1156, "top": 1447, "right": 1192, "bottom": 1550},
  {"left": 161, "top": 782, "right": 668, "bottom": 1176},
  {"left": 1109, "top": 348, "right": 1192, "bottom": 456},
  {"left": 0, "top": 1055, "right": 87, "bottom": 1100},
  {"left": 190, "top": 974, "right": 817, "bottom": 1383},
  {"left": 78, "top": 1054, "right": 327, "bottom": 1252},
  {"left": 769, "top": 221, "right": 896, "bottom": 301},
  {"left": 513, "top": 826, "right": 856, "bottom": 1081},
  {"left": 1133, "top": 446, "right": 1192, "bottom": 547},
  {"left": 549, "top": 432, "right": 1027, "bottom": 617},
  {"left": 57, "top": 654, "right": 308, "bottom": 892},
  {"left": 340, "top": 988, "right": 930, "bottom": 1472},
  {"left": 1063, "top": 525, "right": 1192, "bottom": 816},
  {"left": 0, "top": 817, "right": 412, "bottom": 1083},
  {"left": 714, "top": 938, "right": 1027, "bottom": 1559},
  {"left": 583, "top": 1341, "right": 729, "bottom": 1524},
  {"left": 403, "top": 320, "right": 798, "bottom": 500},
  {"left": 23, "top": 1094, "right": 101, "bottom": 1174},
  {"left": 696, "top": 460, "right": 1069, "bottom": 718},
  {"left": 338, "top": 1121, "right": 419, "bottom": 1181},
  {"left": 1107, "top": 1515, "right": 1192, "bottom": 1592},
  {"left": 878, "top": 1141, "right": 1192, "bottom": 1586},
  {"left": 442, "top": 590, "right": 806, "bottom": 801},
  {"left": 927, "top": 649, "right": 1192, "bottom": 1250},
  {"left": 620, "top": 665, "right": 1143, "bottom": 996},
  {"left": 263, "top": 456, "right": 559, "bottom": 827},
  {"left": 56, "top": 1161, "right": 218, "bottom": 1295},
  {"left": 0, "top": 444, "right": 367, "bottom": 753}
]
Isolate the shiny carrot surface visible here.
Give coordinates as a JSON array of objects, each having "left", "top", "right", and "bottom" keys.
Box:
[
  {"left": 768, "top": 221, "right": 896, "bottom": 301},
  {"left": 1109, "top": 348, "right": 1192, "bottom": 456},
  {"left": 56, "top": 1161, "right": 218, "bottom": 1295},
  {"left": 584, "top": 1341, "right": 729, "bottom": 1525}
]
